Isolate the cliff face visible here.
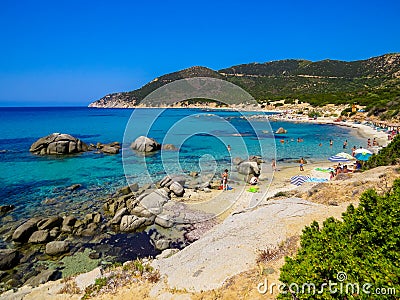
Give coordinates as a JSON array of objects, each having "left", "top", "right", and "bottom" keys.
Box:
[{"left": 88, "top": 54, "right": 400, "bottom": 108}]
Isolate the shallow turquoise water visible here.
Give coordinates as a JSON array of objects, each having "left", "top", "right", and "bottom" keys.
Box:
[{"left": 0, "top": 107, "right": 365, "bottom": 220}]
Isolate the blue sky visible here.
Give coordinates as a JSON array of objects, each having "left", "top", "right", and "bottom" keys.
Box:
[{"left": 0, "top": 0, "right": 399, "bottom": 106}]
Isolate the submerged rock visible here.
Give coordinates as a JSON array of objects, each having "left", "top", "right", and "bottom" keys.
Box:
[
  {"left": 162, "top": 144, "right": 178, "bottom": 151},
  {"left": 29, "top": 133, "right": 88, "bottom": 155}
]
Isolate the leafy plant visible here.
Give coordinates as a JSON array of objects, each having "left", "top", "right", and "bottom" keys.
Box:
[
  {"left": 278, "top": 180, "right": 400, "bottom": 299},
  {"left": 274, "top": 191, "right": 287, "bottom": 197},
  {"left": 364, "top": 134, "right": 400, "bottom": 169}
]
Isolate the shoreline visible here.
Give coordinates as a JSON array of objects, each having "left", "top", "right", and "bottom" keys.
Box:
[
  {"left": 88, "top": 105, "right": 390, "bottom": 148},
  {"left": 267, "top": 115, "right": 389, "bottom": 149}
]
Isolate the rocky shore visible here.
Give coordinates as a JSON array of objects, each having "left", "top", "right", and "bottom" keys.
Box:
[
  {"left": 2, "top": 158, "right": 398, "bottom": 299},
  {"left": 0, "top": 133, "right": 269, "bottom": 295}
]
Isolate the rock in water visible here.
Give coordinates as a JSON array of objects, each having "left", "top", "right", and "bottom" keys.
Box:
[
  {"left": 0, "top": 205, "right": 15, "bottom": 215},
  {"left": 29, "top": 133, "right": 88, "bottom": 155},
  {"left": 45, "top": 241, "right": 69, "bottom": 256},
  {"left": 100, "top": 142, "right": 121, "bottom": 154},
  {"left": 28, "top": 230, "right": 49, "bottom": 243},
  {"left": 275, "top": 127, "right": 287, "bottom": 134},
  {"left": 12, "top": 218, "right": 40, "bottom": 242},
  {"left": 130, "top": 136, "right": 161, "bottom": 152},
  {"left": 0, "top": 249, "right": 19, "bottom": 270},
  {"left": 162, "top": 144, "right": 178, "bottom": 151}
]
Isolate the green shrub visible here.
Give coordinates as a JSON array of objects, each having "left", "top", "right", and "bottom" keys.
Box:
[
  {"left": 278, "top": 179, "right": 400, "bottom": 299},
  {"left": 274, "top": 191, "right": 287, "bottom": 197},
  {"left": 364, "top": 134, "right": 400, "bottom": 169},
  {"left": 308, "top": 110, "right": 321, "bottom": 118}
]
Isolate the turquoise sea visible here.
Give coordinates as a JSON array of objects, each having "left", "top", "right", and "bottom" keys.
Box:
[{"left": 0, "top": 107, "right": 365, "bottom": 221}]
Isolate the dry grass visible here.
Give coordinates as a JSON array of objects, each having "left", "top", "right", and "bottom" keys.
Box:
[
  {"left": 57, "top": 279, "right": 81, "bottom": 295},
  {"left": 298, "top": 166, "right": 400, "bottom": 205}
]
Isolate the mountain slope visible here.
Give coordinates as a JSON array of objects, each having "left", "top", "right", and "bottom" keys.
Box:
[
  {"left": 89, "top": 66, "right": 223, "bottom": 108},
  {"left": 89, "top": 54, "right": 400, "bottom": 118}
]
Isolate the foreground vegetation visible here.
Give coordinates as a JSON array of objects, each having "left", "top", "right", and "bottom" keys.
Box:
[{"left": 279, "top": 178, "right": 400, "bottom": 299}]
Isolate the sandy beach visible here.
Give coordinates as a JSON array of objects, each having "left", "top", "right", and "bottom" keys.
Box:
[{"left": 267, "top": 113, "right": 390, "bottom": 148}]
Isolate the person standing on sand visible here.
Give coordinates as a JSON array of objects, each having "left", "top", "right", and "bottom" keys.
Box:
[
  {"left": 271, "top": 159, "right": 277, "bottom": 171},
  {"left": 299, "top": 157, "right": 305, "bottom": 171},
  {"left": 221, "top": 169, "right": 229, "bottom": 191}
]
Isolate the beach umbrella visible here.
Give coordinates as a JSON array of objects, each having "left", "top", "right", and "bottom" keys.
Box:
[
  {"left": 354, "top": 150, "right": 372, "bottom": 161},
  {"left": 335, "top": 152, "right": 355, "bottom": 160},
  {"left": 290, "top": 175, "right": 310, "bottom": 186},
  {"left": 354, "top": 148, "right": 373, "bottom": 155},
  {"left": 328, "top": 155, "right": 350, "bottom": 162}
]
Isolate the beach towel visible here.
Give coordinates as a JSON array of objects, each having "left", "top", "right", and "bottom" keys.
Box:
[
  {"left": 306, "top": 177, "right": 328, "bottom": 183},
  {"left": 247, "top": 186, "right": 259, "bottom": 193},
  {"left": 315, "top": 167, "right": 334, "bottom": 173}
]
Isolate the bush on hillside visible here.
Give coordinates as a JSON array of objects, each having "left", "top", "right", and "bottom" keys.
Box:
[
  {"left": 364, "top": 134, "right": 400, "bottom": 169},
  {"left": 278, "top": 179, "right": 400, "bottom": 299}
]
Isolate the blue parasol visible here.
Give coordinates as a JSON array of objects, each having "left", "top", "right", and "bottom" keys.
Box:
[{"left": 354, "top": 149, "right": 373, "bottom": 161}]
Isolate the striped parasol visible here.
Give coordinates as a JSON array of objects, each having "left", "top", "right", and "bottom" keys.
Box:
[
  {"left": 328, "top": 155, "right": 350, "bottom": 162},
  {"left": 290, "top": 175, "right": 311, "bottom": 186},
  {"left": 335, "top": 152, "right": 355, "bottom": 160}
]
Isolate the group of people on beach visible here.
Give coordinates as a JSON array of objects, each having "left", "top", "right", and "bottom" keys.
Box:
[
  {"left": 330, "top": 161, "right": 362, "bottom": 180},
  {"left": 367, "top": 138, "right": 378, "bottom": 147},
  {"left": 221, "top": 131, "right": 389, "bottom": 190}
]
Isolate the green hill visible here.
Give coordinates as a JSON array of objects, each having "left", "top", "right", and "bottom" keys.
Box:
[{"left": 88, "top": 54, "right": 400, "bottom": 119}]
